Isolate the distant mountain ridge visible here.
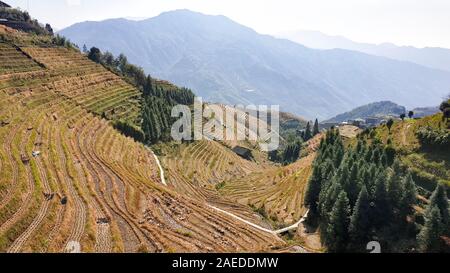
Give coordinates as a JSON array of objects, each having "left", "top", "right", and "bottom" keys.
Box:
[
  {"left": 323, "top": 101, "right": 406, "bottom": 123},
  {"left": 278, "top": 30, "right": 450, "bottom": 72},
  {"left": 60, "top": 10, "right": 450, "bottom": 120},
  {"left": 411, "top": 106, "right": 440, "bottom": 118}
]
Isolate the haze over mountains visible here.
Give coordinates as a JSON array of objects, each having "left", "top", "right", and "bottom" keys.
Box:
[
  {"left": 60, "top": 10, "right": 450, "bottom": 120},
  {"left": 278, "top": 30, "right": 450, "bottom": 72},
  {"left": 323, "top": 101, "right": 406, "bottom": 123}
]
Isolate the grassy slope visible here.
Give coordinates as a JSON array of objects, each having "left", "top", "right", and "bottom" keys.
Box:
[{"left": 373, "top": 113, "right": 449, "bottom": 192}]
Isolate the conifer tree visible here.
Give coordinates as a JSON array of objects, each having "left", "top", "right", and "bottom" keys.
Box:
[
  {"left": 346, "top": 164, "right": 362, "bottom": 206},
  {"left": 387, "top": 160, "right": 403, "bottom": 212},
  {"left": 373, "top": 171, "right": 389, "bottom": 227},
  {"left": 143, "top": 75, "right": 153, "bottom": 96},
  {"left": 305, "top": 164, "right": 323, "bottom": 213},
  {"left": 417, "top": 206, "right": 443, "bottom": 253},
  {"left": 327, "top": 191, "right": 351, "bottom": 252},
  {"left": 304, "top": 122, "right": 312, "bottom": 141},
  {"left": 383, "top": 145, "right": 396, "bottom": 166},
  {"left": 399, "top": 172, "right": 417, "bottom": 221},
  {"left": 313, "top": 119, "right": 320, "bottom": 136},
  {"left": 333, "top": 144, "right": 344, "bottom": 168},
  {"left": 427, "top": 184, "right": 449, "bottom": 234},
  {"left": 349, "top": 186, "right": 371, "bottom": 248}
]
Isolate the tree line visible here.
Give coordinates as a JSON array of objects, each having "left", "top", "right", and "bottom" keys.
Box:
[
  {"left": 85, "top": 46, "right": 195, "bottom": 144},
  {"left": 305, "top": 129, "right": 449, "bottom": 252},
  {"left": 270, "top": 119, "right": 320, "bottom": 165},
  {"left": 0, "top": 7, "right": 53, "bottom": 35}
]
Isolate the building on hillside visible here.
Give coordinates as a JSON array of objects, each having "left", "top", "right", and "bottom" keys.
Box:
[
  {"left": 320, "top": 122, "right": 340, "bottom": 130},
  {"left": 0, "top": 1, "right": 11, "bottom": 8},
  {"left": 232, "top": 146, "right": 253, "bottom": 160},
  {"left": 349, "top": 118, "right": 366, "bottom": 128},
  {"left": 365, "top": 117, "right": 386, "bottom": 127}
]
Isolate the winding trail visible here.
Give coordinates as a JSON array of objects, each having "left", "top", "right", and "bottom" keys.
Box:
[
  {"left": 207, "top": 205, "right": 309, "bottom": 235},
  {"left": 401, "top": 123, "right": 412, "bottom": 146},
  {"left": 150, "top": 147, "right": 309, "bottom": 235},
  {"left": 147, "top": 148, "right": 166, "bottom": 186}
]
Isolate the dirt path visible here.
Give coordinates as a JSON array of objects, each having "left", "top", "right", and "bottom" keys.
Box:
[
  {"left": 208, "top": 205, "right": 309, "bottom": 235},
  {"left": 401, "top": 124, "right": 412, "bottom": 146},
  {"left": 151, "top": 152, "right": 309, "bottom": 235},
  {"left": 147, "top": 147, "right": 167, "bottom": 186}
]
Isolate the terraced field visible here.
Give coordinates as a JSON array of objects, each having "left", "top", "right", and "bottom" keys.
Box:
[
  {"left": 157, "top": 124, "right": 322, "bottom": 230},
  {"left": 218, "top": 135, "right": 322, "bottom": 226},
  {"left": 0, "top": 43, "right": 43, "bottom": 74},
  {"left": 0, "top": 27, "right": 289, "bottom": 253}
]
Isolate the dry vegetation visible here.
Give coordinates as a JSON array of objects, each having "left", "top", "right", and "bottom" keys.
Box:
[{"left": 0, "top": 26, "right": 289, "bottom": 253}]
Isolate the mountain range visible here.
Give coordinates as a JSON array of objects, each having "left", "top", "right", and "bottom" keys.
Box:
[
  {"left": 278, "top": 30, "right": 450, "bottom": 72},
  {"left": 60, "top": 10, "right": 450, "bottom": 120}
]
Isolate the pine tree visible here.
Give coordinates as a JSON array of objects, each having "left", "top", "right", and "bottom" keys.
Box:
[
  {"left": 333, "top": 144, "right": 344, "bottom": 168},
  {"left": 346, "top": 164, "right": 362, "bottom": 206},
  {"left": 383, "top": 145, "right": 396, "bottom": 166},
  {"left": 373, "top": 171, "right": 389, "bottom": 227},
  {"left": 399, "top": 172, "right": 417, "bottom": 220},
  {"left": 387, "top": 160, "right": 403, "bottom": 212},
  {"left": 427, "top": 184, "right": 449, "bottom": 234},
  {"left": 143, "top": 75, "right": 153, "bottom": 96},
  {"left": 304, "top": 122, "right": 312, "bottom": 141},
  {"left": 313, "top": 119, "right": 320, "bottom": 136},
  {"left": 349, "top": 186, "right": 372, "bottom": 249},
  {"left": 305, "top": 164, "right": 322, "bottom": 213},
  {"left": 417, "top": 206, "right": 443, "bottom": 253},
  {"left": 319, "top": 180, "right": 342, "bottom": 230},
  {"left": 326, "top": 191, "right": 351, "bottom": 252}
]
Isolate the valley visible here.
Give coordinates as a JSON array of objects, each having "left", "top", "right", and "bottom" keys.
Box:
[
  {"left": 0, "top": 24, "right": 316, "bottom": 253},
  {"left": 0, "top": 3, "right": 449, "bottom": 254}
]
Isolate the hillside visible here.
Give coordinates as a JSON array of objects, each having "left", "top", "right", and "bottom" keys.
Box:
[
  {"left": 370, "top": 112, "right": 450, "bottom": 192},
  {"left": 324, "top": 101, "right": 406, "bottom": 123},
  {"left": 279, "top": 30, "right": 450, "bottom": 72},
  {"left": 0, "top": 25, "right": 293, "bottom": 253},
  {"left": 0, "top": 5, "right": 53, "bottom": 35},
  {"left": 2, "top": 7, "right": 448, "bottom": 254},
  {"left": 59, "top": 10, "right": 450, "bottom": 120}
]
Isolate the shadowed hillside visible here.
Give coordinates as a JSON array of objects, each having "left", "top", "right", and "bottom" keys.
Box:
[{"left": 60, "top": 10, "right": 450, "bottom": 120}]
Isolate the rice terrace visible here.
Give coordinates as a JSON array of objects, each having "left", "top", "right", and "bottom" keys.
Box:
[{"left": 0, "top": 0, "right": 449, "bottom": 257}]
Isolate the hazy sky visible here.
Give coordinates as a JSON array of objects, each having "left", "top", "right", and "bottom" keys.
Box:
[{"left": 6, "top": 0, "right": 450, "bottom": 48}]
